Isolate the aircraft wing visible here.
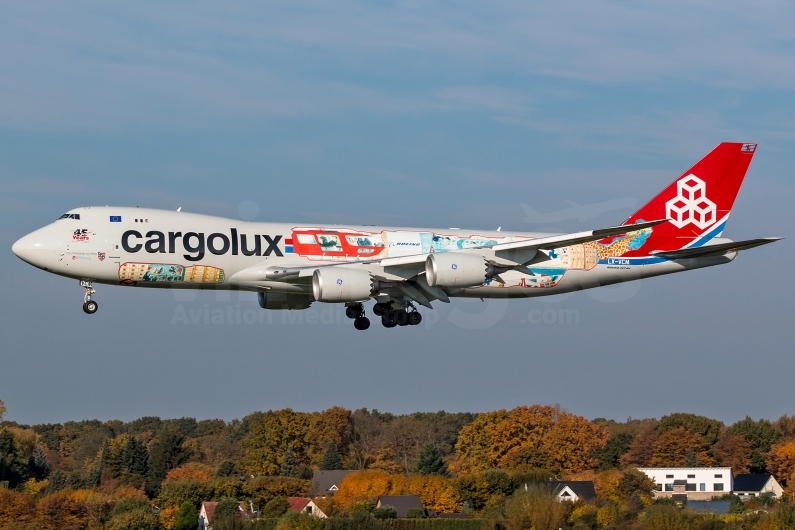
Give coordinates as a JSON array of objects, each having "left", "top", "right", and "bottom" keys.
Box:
[
  {"left": 650, "top": 237, "right": 782, "bottom": 260},
  {"left": 487, "top": 218, "right": 668, "bottom": 252}
]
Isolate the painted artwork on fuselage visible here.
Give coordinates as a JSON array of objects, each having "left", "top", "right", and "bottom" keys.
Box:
[{"left": 118, "top": 263, "right": 225, "bottom": 284}]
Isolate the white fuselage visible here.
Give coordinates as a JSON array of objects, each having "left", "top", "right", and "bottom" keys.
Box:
[{"left": 12, "top": 206, "right": 733, "bottom": 302}]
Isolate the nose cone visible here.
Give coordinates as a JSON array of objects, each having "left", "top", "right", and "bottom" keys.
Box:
[{"left": 12, "top": 230, "right": 53, "bottom": 269}]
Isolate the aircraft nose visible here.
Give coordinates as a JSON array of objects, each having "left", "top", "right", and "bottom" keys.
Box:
[{"left": 12, "top": 230, "right": 52, "bottom": 268}]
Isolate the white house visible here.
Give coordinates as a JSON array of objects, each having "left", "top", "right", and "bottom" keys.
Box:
[
  {"left": 288, "top": 497, "right": 327, "bottom": 518},
  {"left": 638, "top": 468, "right": 733, "bottom": 501},
  {"left": 733, "top": 474, "right": 784, "bottom": 499}
]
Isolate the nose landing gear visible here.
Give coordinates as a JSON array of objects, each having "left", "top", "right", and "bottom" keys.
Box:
[
  {"left": 345, "top": 303, "right": 370, "bottom": 330},
  {"left": 81, "top": 280, "right": 98, "bottom": 314}
]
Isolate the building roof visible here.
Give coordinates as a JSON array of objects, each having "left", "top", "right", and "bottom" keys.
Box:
[
  {"left": 201, "top": 501, "right": 248, "bottom": 522},
  {"left": 673, "top": 479, "right": 688, "bottom": 485},
  {"left": 733, "top": 474, "right": 773, "bottom": 492},
  {"left": 529, "top": 481, "right": 596, "bottom": 502},
  {"left": 288, "top": 498, "right": 311, "bottom": 512},
  {"left": 310, "top": 470, "right": 357, "bottom": 496},
  {"left": 377, "top": 495, "right": 425, "bottom": 518}
]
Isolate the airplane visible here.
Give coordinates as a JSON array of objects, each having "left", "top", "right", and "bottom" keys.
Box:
[{"left": 11, "top": 142, "right": 781, "bottom": 331}]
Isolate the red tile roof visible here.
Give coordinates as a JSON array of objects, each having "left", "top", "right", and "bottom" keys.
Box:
[{"left": 288, "top": 497, "right": 311, "bottom": 512}]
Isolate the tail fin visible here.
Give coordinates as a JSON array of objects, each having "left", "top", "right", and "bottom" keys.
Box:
[{"left": 623, "top": 142, "right": 757, "bottom": 253}]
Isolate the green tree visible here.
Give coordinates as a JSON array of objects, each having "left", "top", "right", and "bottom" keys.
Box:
[
  {"left": 122, "top": 435, "right": 150, "bottom": 476},
  {"left": 593, "top": 433, "right": 633, "bottom": 470},
  {"left": 684, "top": 448, "right": 698, "bottom": 467},
  {"left": 215, "top": 460, "right": 238, "bottom": 478},
  {"left": 372, "top": 505, "right": 397, "bottom": 519},
  {"left": 261, "top": 496, "right": 290, "bottom": 518},
  {"left": 148, "top": 431, "right": 191, "bottom": 495},
  {"left": 320, "top": 443, "right": 344, "bottom": 471},
  {"left": 657, "top": 413, "right": 724, "bottom": 447},
  {"left": 416, "top": 443, "right": 448, "bottom": 476},
  {"left": 175, "top": 501, "right": 199, "bottom": 530},
  {"left": 213, "top": 498, "right": 244, "bottom": 530},
  {"left": 28, "top": 445, "right": 51, "bottom": 479},
  {"left": 107, "top": 508, "right": 160, "bottom": 530},
  {"left": 727, "top": 416, "right": 783, "bottom": 473},
  {"left": 44, "top": 469, "right": 67, "bottom": 493},
  {"left": 617, "top": 469, "right": 657, "bottom": 501},
  {"left": 0, "top": 400, "right": 5, "bottom": 421},
  {"left": 158, "top": 478, "right": 211, "bottom": 509},
  {"left": 0, "top": 429, "right": 28, "bottom": 488},
  {"left": 281, "top": 448, "right": 298, "bottom": 478}
]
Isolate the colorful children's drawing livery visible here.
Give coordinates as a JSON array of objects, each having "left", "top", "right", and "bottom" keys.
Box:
[{"left": 12, "top": 143, "right": 782, "bottom": 330}]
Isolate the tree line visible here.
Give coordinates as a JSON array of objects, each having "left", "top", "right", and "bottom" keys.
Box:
[{"left": 3, "top": 399, "right": 795, "bottom": 529}]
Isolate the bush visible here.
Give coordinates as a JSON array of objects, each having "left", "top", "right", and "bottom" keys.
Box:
[
  {"left": 405, "top": 508, "right": 425, "bottom": 519},
  {"left": 175, "top": 501, "right": 199, "bottom": 530},
  {"left": 504, "top": 487, "right": 566, "bottom": 530},
  {"left": 113, "top": 497, "right": 151, "bottom": 516},
  {"left": 262, "top": 497, "right": 291, "bottom": 518},
  {"left": 640, "top": 505, "right": 694, "bottom": 530},
  {"left": 372, "top": 505, "right": 398, "bottom": 520},
  {"left": 107, "top": 508, "right": 160, "bottom": 530},
  {"left": 158, "top": 478, "right": 211, "bottom": 509}
]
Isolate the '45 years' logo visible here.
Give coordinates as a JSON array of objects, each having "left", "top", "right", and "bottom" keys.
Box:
[{"left": 72, "top": 229, "right": 90, "bottom": 241}]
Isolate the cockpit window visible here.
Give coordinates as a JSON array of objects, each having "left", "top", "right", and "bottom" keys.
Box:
[{"left": 58, "top": 213, "right": 80, "bottom": 220}]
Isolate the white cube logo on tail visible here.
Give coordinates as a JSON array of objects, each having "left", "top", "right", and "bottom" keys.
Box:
[{"left": 665, "top": 175, "right": 717, "bottom": 229}]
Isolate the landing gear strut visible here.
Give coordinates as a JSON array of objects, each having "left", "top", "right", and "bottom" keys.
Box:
[
  {"left": 81, "top": 280, "right": 98, "bottom": 314},
  {"left": 346, "top": 303, "right": 370, "bottom": 330}
]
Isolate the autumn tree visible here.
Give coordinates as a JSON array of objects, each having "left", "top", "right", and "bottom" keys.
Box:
[
  {"left": 406, "top": 474, "right": 461, "bottom": 512},
  {"left": 657, "top": 413, "right": 724, "bottom": 447},
  {"left": 540, "top": 411, "right": 609, "bottom": 474},
  {"left": 649, "top": 427, "right": 714, "bottom": 467},
  {"left": 620, "top": 429, "right": 660, "bottom": 468},
  {"left": 416, "top": 443, "right": 448, "bottom": 476},
  {"left": 766, "top": 442, "right": 795, "bottom": 485},
  {"left": 241, "top": 409, "right": 311, "bottom": 475},
  {"left": 335, "top": 470, "right": 407, "bottom": 509},
  {"left": 727, "top": 416, "right": 783, "bottom": 473},
  {"left": 774, "top": 415, "right": 795, "bottom": 441},
  {"left": 321, "top": 443, "right": 344, "bottom": 470},
  {"left": 712, "top": 434, "right": 753, "bottom": 474},
  {"left": 593, "top": 433, "right": 633, "bottom": 471}
]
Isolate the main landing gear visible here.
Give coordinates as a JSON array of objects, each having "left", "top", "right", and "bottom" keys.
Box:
[
  {"left": 373, "top": 302, "right": 422, "bottom": 329},
  {"left": 81, "top": 280, "right": 98, "bottom": 314},
  {"left": 345, "top": 303, "right": 370, "bottom": 330}
]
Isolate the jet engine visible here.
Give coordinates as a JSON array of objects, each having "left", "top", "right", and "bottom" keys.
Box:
[
  {"left": 425, "top": 252, "right": 489, "bottom": 288},
  {"left": 258, "top": 292, "right": 313, "bottom": 310},
  {"left": 312, "top": 267, "right": 374, "bottom": 302}
]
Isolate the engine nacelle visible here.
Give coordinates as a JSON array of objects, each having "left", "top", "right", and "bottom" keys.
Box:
[
  {"left": 425, "top": 252, "right": 488, "bottom": 288},
  {"left": 257, "top": 292, "right": 313, "bottom": 310},
  {"left": 312, "top": 267, "right": 374, "bottom": 302}
]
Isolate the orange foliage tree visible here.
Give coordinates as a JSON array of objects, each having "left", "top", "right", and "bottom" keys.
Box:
[
  {"left": 165, "top": 462, "right": 214, "bottom": 483},
  {"left": 406, "top": 474, "right": 461, "bottom": 513},
  {"left": 648, "top": 427, "right": 714, "bottom": 467},
  {"left": 712, "top": 434, "right": 753, "bottom": 474},
  {"left": 454, "top": 406, "right": 608, "bottom": 474},
  {"left": 766, "top": 441, "right": 795, "bottom": 485},
  {"left": 335, "top": 470, "right": 406, "bottom": 508},
  {"left": 0, "top": 489, "right": 36, "bottom": 528}
]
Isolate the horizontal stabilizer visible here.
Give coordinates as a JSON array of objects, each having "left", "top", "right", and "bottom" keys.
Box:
[{"left": 651, "top": 237, "right": 782, "bottom": 260}]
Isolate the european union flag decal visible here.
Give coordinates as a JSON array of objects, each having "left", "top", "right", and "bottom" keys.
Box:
[{"left": 110, "top": 216, "right": 122, "bottom": 222}]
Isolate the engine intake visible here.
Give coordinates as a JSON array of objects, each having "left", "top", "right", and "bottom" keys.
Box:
[
  {"left": 425, "top": 252, "right": 488, "bottom": 288},
  {"left": 312, "top": 267, "right": 374, "bottom": 302},
  {"left": 258, "top": 292, "right": 313, "bottom": 310}
]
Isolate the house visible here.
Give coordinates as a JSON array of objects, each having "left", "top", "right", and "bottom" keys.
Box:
[
  {"left": 288, "top": 497, "right": 327, "bottom": 518},
  {"left": 309, "top": 470, "right": 357, "bottom": 496},
  {"left": 527, "top": 481, "right": 596, "bottom": 503},
  {"left": 376, "top": 495, "right": 426, "bottom": 518},
  {"left": 199, "top": 501, "right": 252, "bottom": 530},
  {"left": 638, "top": 468, "right": 733, "bottom": 501},
  {"left": 733, "top": 474, "right": 784, "bottom": 499}
]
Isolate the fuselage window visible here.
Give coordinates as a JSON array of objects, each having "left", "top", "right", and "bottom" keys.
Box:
[{"left": 296, "top": 234, "right": 317, "bottom": 245}]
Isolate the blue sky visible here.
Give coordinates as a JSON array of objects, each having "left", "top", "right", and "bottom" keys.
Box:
[{"left": 1, "top": 1, "right": 794, "bottom": 425}]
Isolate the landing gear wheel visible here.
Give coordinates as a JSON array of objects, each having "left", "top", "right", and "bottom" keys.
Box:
[
  {"left": 346, "top": 305, "right": 362, "bottom": 319},
  {"left": 408, "top": 312, "right": 422, "bottom": 326},
  {"left": 354, "top": 317, "right": 370, "bottom": 330},
  {"left": 83, "top": 300, "right": 98, "bottom": 314},
  {"left": 80, "top": 280, "right": 98, "bottom": 314},
  {"left": 395, "top": 309, "right": 409, "bottom": 326},
  {"left": 372, "top": 303, "right": 388, "bottom": 317},
  {"left": 381, "top": 314, "right": 397, "bottom": 328}
]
